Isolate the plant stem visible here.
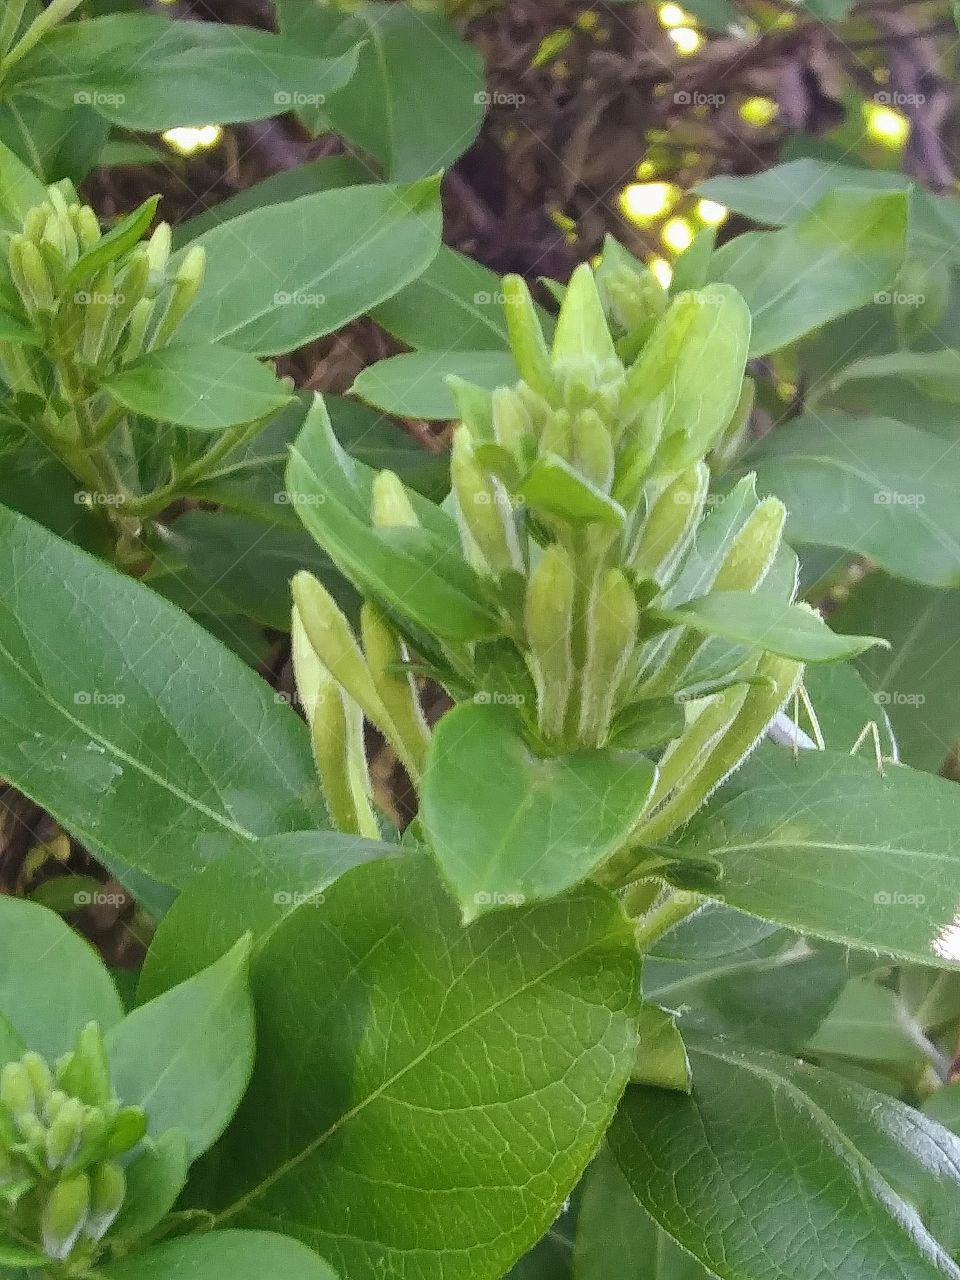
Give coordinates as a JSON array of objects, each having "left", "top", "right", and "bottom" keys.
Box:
[
  {"left": 632, "top": 889, "right": 701, "bottom": 951},
  {"left": 1, "top": 0, "right": 84, "bottom": 71}
]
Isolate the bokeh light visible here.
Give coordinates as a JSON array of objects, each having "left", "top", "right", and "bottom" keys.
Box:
[{"left": 162, "top": 125, "right": 223, "bottom": 156}]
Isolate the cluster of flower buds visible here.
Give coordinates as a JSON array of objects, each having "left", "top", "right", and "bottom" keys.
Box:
[
  {"left": 291, "top": 243, "right": 808, "bottom": 858},
  {"left": 1, "top": 186, "right": 204, "bottom": 399},
  {"left": 0, "top": 1022, "right": 145, "bottom": 1264}
]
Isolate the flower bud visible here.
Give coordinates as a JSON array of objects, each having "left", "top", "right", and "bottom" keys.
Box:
[
  {"left": 74, "top": 205, "right": 102, "bottom": 252},
  {"left": 577, "top": 568, "right": 638, "bottom": 744},
  {"left": 1, "top": 1062, "right": 37, "bottom": 1121},
  {"left": 371, "top": 470, "right": 419, "bottom": 530},
  {"left": 45, "top": 1097, "right": 84, "bottom": 1170},
  {"left": 100, "top": 249, "right": 150, "bottom": 361},
  {"left": 309, "top": 667, "right": 379, "bottom": 839},
  {"left": 524, "top": 544, "right": 576, "bottom": 739},
  {"left": 21, "top": 1054, "right": 52, "bottom": 1106},
  {"left": 41, "top": 1172, "right": 90, "bottom": 1260},
  {"left": 629, "top": 463, "right": 709, "bottom": 586},
  {"left": 59, "top": 1024, "right": 111, "bottom": 1108},
  {"left": 79, "top": 264, "right": 116, "bottom": 366},
  {"left": 103, "top": 1106, "right": 146, "bottom": 1159},
  {"left": 491, "top": 386, "right": 533, "bottom": 466},
  {"left": 451, "top": 427, "right": 523, "bottom": 578},
  {"left": 85, "top": 1160, "right": 125, "bottom": 1241},
  {"left": 712, "top": 496, "right": 786, "bottom": 594},
  {"left": 570, "top": 408, "right": 614, "bottom": 491},
  {"left": 122, "top": 297, "right": 155, "bottom": 362},
  {"left": 144, "top": 221, "right": 172, "bottom": 293},
  {"left": 360, "top": 601, "right": 431, "bottom": 781},
  {"left": 151, "top": 245, "right": 205, "bottom": 348},
  {"left": 9, "top": 236, "right": 55, "bottom": 313},
  {"left": 503, "top": 274, "right": 558, "bottom": 404}
]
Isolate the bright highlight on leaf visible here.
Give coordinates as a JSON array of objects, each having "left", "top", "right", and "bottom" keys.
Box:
[
  {"left": 162, "top": 125, "right": 223, "bottom": 155},
  {"left": 695, "top": 197, "right": 728, "bottom": 226},
  {"left": 739, "top": 95, "right": 778, "bottom": 127},
  {"left": 619, "top": 181, "right": 677, "bottom": 222},
  {"left": 865, "top": 103, "right": 910, "bottom": 147},
  {"left": 661, "top": 216, "right": 694, "bottom": 253}
]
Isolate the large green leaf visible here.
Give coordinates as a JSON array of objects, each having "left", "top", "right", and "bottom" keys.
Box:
[
  {"left": 611, "top": 1038, "right": 960, "bottom": 1280},
  {"left": 352, "top": 349, "right": 519, "bottom": 419},
  {"left": 708, "top": 188, "right": 908, "bottom": 355},
  {"left": 0, "top": 505, "right": 324, "bottom": 889},
  {"left": 138, "top": 830, "right": 394, "bottom": 998},
  {"left": 286, "top": 395, "right": 500, "bottom": 642},
  {"left": 209, "top": 854, "right": 640, "bottom": 1280},
  {"left": 574, "top": 1146, "right": 710, "bottom": 1280},
  {"left": 834, "top": 574, "right": 960, "bottom": 772},
  {"left": 816, "top": 351, "right": 960, "bottom": 440},
  {"left": 7, "top": 15, "right": 359, "bottom": 130},
  {"left": 0, "top": 137, "right": 46, "bottom": 237},
  {"left": 106, "top": 939, "right": 254, "bottom": 1159},
  {"left": 422, "top": 703, "right": 657, "bottom": 920},
  {"left": 0, "top": 897, "right": 122, "bottom": 1057},
  {"left": 99, "top": 345, "right": 291, "bottom": 432},
  {"left": 746, "top": 414, "right": 960, "bottom": 588},
  {"left": 102, "top": 1230, "right": 340, "bottom": 1280},
  {"left": 276, "top": 1, "right": 484, "bottom": 180},
  {"left": 175, "top": 179, "right": 442, "bottom": 356},
  {"left": 659, "top": 745, "right": 960, "bottom": 967},
  {"left": 652, "top": 591, "right": 885, "bottom": 662}
]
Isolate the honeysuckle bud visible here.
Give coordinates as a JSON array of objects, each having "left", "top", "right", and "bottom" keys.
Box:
[
  {"left": 45, "top": 1097, "right": 84, "bottom": 1170},
  {"left": 630, "top": 463, "right": 709, "bottom": 586},
  {"left": 570, "top": 408, "right": 614, "bottom": 491},
  {"left": 712, "top": 496, "right": 787, "bottom": 594},
  {"left": 79, "top": 263, "right": 117, "bottom": 366},
  {"left": 578, "top": 568, "right": 638, "bottom": 744},
  {"left": 1, "top": 1062, "right": 37, "bottom": 1121},
  {"left": 524, "top": 544, "right": 576, "bottom": 739},
  {"left": 21, "top": 1054, "right": 52, "bottom": 1105},
  {"left": 491, "top": 385, "right": 533, "bottom": 466},
  {"left": 540, "top": 407, "right": 571, "bottom": 460},
  {"left": 22, "top": 206, "right": 47, "bottom": 242},
  {"left": 360, "top": 602, "right": 431, "bottom": 781},
  {"left": 503, "top": 274, "right": 558, "bottom": 404},
  {"left": 85, "top": 1160, "right": 125, "bottom": 1241},
  {"left": 58, "top": 1024, "right": 111, "bottom": 1108},
  {"left": 41, "top": 1171, "right": 90, "bottom": 1260},
  {"left": 122, "top": 297, "right": 155, "bottom": 362},
  {"left": 291, "top": 571, "right": 393, "bottom": 744},
  {"left": 310, "top": 666, "right": 380, "bottom": 839},
  {"left": 451, "top": 426, "right": 523, "bottom": 578},
  {"left": 371, "top": 469, "right": 420, "bottom": 529},
  {"left": 74, "top": 205, "right": 102, "bottom": 252},
  {"left": 9, "top": 236, "right": 55, "bottom": 313},
  {"left": 151, "top": 244, "right": 205, "bottom": 349},
  {"left": 103, "top": 1106, "right": 146, "bottom": 1159},
  {"left": 144, "top": 221, "right": 172, "bottom": 293},
  {"left": 99, "top": 249, "right": 151, "bottom": 362}
]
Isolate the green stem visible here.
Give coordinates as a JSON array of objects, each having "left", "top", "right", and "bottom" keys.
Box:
[
  {"left": 1, "top": 0, "right": 84, "bottom": 70},
  {"left": 632, "top": 889, "right": 700, "bottom": 951}
]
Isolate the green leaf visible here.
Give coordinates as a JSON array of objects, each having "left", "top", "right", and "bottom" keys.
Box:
[
  {"left": 747, "top": 413, "right": 960, "bottom": 588},
  {"left": 175, "top": 179, "right": 442, "bottom": 356},
  {"left": 0, "top": 897, "right": 122, "bottom": 1057},
  {"left": 0, "top": 505, "right": 323, "bottom": 889},
  {"left": 210, "top": 854, "right": 640, "bottom": 1280},
  {"left": 801, "top": 660, "right": 898, "bottom": 757},
  {"left": 276, "top": 1, "right": 484, "bottom": 180},
  {"left": 99, "top": 345, "right": 291, "bottom": 432},
  {"left": 65, "top": 195, "right": 159, "bottom": 292},
  {"left": 422, "top": 703, "right": 657, "bottom": 920},
  {"left": 111, "top": 1130, "right": 190, "bottom": 1242},
  {"left": 352, "top": 350, "right": 519, "bottom": 420},
  {"left": 652, "top": 591, "right": 886, "bottom": 662},
  {"left": 708, "top": 188, "right": 908, "bottom": 355},
  {"left": 834, "top": 574, "right": 960, "bottom": 772},
  {"left": 805, "top": 977, "right": 928, "bottom": 1072},
  {"left": 611, "top": 1037, "right": 960, "bottom": 1280},
  {"left": 138, "top": 830, "right": 394, "bottom": 999},
  {"left": 286, "top": 395, "right": 500, "bottom": 643},
  {"left": 517, "top": 454, "right": 626, "bottom": 527},
  {"left": 574, "top": 1146, "right": 710, "bottom": 1280},
  {"left": 924, "top": 1082, "right": 960, "bottom": 1135},
  {"left": 372, "top": 246, "right": 540, "bottom": 352},
  {"left": 7, "top": 15, "right": 359, "bottom": 130},
  {"left": 0, "top": 309, "right": 39, "bottom": 345},
  {"left": 660, "top": 744, "right": 960, "bottom": 967},
  {"left": 0, "top": 137, "right": 46, "bottom": 237},
  {"left": 0, "top": 1239, "right": 46, "bottom": 1268},
  {"left": 106, "top": 938, "right": 254, "bottom": 1160},
  {"left": 632, "top": 1004, "right": 691, "bottom": 1093},
  {"left": 102, "top": 1230, "right": 341, "bottom": 1280},
  {"left": 174, "top": 157, "right": 372, "bottom": 246}
]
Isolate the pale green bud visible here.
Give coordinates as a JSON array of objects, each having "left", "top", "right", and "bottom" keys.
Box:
[
  {"left": 79, "top": 263, "right": 117, "bottom": 366},
  {"left": 145, "top": 221, "right": 172, "bottom": 292},
  {"left": 360, "top": 601, "right": 431, "bottom": 782},
  {"left": 9, "top": 236, "right": 55, "bottom": 312},
  {"left": 100, "top": 249, "right": 151, "bottom": 361},
  {"left": 371, "top": 470, "right": 419, "bottom": 529},
  {"left": 85, "top": 1160, "right": 125, "bottom": 1241},
  {"left": 451, "top": 426, "right": 523, "bottom": 578},
  {"left": 1, "top": 1062, "right": 36, "bottom": 1120},
  {"left": 103, "top": 1106, "right": 146, "bottom": 1159},
  {"left": 45, "top": 1097, "right": 84, "bottom": 1170},
  {"left": 309, "top": 672, "right": 380, "bottom": 839},
  {"left": 577, "top": 568, "right": 638, "bottom": 744},
  {"left": 74, "top": 205, "right": 102, "bottom": 252},
  {"left": 630, "top": 463, "right": 709, "bottom": 586},
  {"left": 122, "top": 297, "right": 155, "bottom": 362},
  {"left": 59, "top": 1024, "right": 112, "bottom": 1108},
  {"left": 491, "top": 385, "right": 534, "bottom": 465},
  {"left": 570, "top": 408, "right": 614, "bottom": 491},
  {"left": 540, "top": 407, "right": 571, "bottom": 460},
  {"left": 41, "top": 1172, "right": 90, "bottom": 1260},
  {"left": 524, "top": 544, "right": 576, "bottom": 740},
  {"left": 22, "top": 206, "right": 47, "bottom": 242},
  {"left": 503, "top": 274, "right": 558, "bottom": 404},
  {"left": 21, "top": 1054, "right": 52, "bottom": 1105},
  {"left": 151, "top": 244, "right": 205, "bottom": 348},
  {"left": 712, "top": 496, "right": 786, "bottom": 594}
]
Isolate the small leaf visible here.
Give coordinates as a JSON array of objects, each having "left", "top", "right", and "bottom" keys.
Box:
[
  {"left": 652, "top": 591, "right": 887, "bottom": 662},
  {"left": 100, "top": 345, "right": 291, "bottom": 431},
  {"left": 106, "top": 937, "right": 255, "bottom": 1159},
  {"left": 101, "top": 1230, "right": 341, "bottom": 1280},
  {"left": 632, "top": 1004, "right": 691, "bottom": 1093},
  {"left": 111, "top": 1130, "right": 190, "bottom": 1242},
  {"left": 352, "top": 350, "right": 519, "bottom": 420},
  {"left": 517, "top": 454, "right": 625, "bottom": 527},
  {"left": 421, "top": 703, "right": 657, "bottom": 919}
]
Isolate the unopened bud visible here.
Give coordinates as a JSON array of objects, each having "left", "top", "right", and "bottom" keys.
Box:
[
  {"left": 503, "top": 274, "right": 558, "bottom": 404},
  {"left": 41, "top": 1172, "right": 90, "bottom": 1260},
  {"left": 712, "top": 496, "right": 786, "bottom": 594},
  {"left": 570, "top": 408, "right": 614, "bottom": 491},
  {"left": 103, "top": 1107, "right": 146, "bottom": 1159},
  {"left": 491, "top": 385, "right": 534, "bottom": 466},
  {"left": 1, "top": 1062, "right": 36, "bottom": 1121},
  {"left": 151, "top": 244, "right": 205, "bottom": 348},
  {"left": 451, "top": 427, "right": 523, "bottom": 578},
  {"left": 630, "top": 463, "right": 709, "bottom": 587},
  {"left": 524, "top": 544, "right": 576, "bottom": 740},
  {"left": 578, "top": 569, "right": 638, "bottom": 744},
  {"left": 9, "top": 236, "right": 55, "bottom": 312},
  {"left": 122, "top": 297, "right": 154, "bottom": 362},
  {"left": 74, "top": 205, "right": 102, "bottom": 252},
  {"left": 79, "top": 263, "right": 116, "bottom": 366},
  {"left": 144, "top": 222, "right": 172, "bottom": 292},
  {"left": 21, "top": 1054, "right": 52, "bottom": 1105},
  {"left": 100, "top": 249, "right": 150, "bottom": 361},
  {"left": 85, "top": 1160, "right": 125, "bottom": 1241},
  {"left": 360, "top": 601, "right": 431, "bottom": 781},
  {"left": 371, "top": 470, "right": 419, "bottom": 529},
  {"left": 59, "top": 1024, "right": 111, "bottom": 1108},
  {"left": 45, "top": 1097, "right": 84, "bottom": 1170}
]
